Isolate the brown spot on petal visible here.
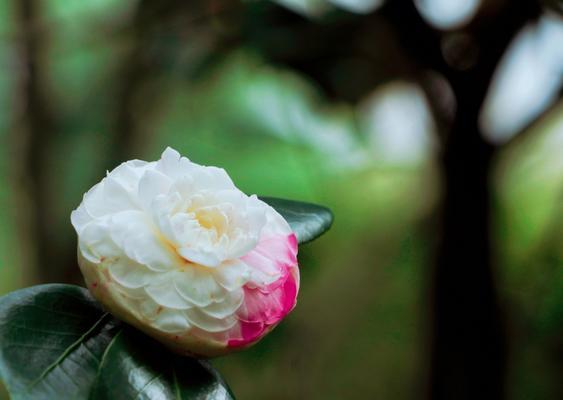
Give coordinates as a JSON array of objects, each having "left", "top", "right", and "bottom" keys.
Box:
[{"left": 157, "top": 306, "right": 163, "bottom": 314}]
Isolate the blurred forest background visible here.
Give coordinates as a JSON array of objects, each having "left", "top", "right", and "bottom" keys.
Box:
[{"left": 0, "top": 0, "right": 562, "bottom": 399}]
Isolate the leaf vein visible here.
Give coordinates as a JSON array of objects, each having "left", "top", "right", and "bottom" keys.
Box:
[
  {"left": 88, "top": 328, "right": 123, "bottom": 400},
  {"left": 133, "top": 372, "right": 164, "bottom": 400},
  {"left": 172, "top": 368, "right": 181, "bottom": 400},
  {"left": 28, "top": 312, "right": 112, "bottom": 390}
]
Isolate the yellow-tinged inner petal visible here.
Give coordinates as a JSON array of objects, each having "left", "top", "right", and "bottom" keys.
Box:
[{"left": 192, "top": 207, "right": 228, "bottom": 237}]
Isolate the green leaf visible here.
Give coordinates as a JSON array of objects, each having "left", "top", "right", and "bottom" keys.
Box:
[
  {"left": 90, "top": 327, "right": 233, "bottom": 400},
  {"left": 0, "top": 284, "right": 234, "bottom": 400},
  {"left": 261, "top": 197, "right": 333, "bottom": 244}
]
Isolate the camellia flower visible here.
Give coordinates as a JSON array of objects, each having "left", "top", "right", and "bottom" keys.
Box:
[{"left": 71, "top": 148, "right": 299, "bottom": 357}]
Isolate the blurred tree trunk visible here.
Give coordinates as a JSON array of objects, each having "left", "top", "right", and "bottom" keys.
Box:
[
  {"left": 432, "top": 91, "right": 502, "bottom": 400},
  {"left": 430, "top": 6, "right": 540, "bottom": 400},
  {"left": 15, "top": 0, "right": 182, "bottom": 284},
  {"left": 16, "top": 0, "right": 60, "bottom": 283},
  {"left": 107, "top": 0, "right": 163, "bottom": 168},
  {"left": 253, "top": 4, "right": 540, "bottom": 395},
  {"left": 378, "top": 1, "right": 542, "bottom": 398}
]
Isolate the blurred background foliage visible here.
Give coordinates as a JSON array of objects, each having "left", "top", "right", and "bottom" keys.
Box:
[{"left": 0, "top": 0, "right": 562, "bottom": 399}]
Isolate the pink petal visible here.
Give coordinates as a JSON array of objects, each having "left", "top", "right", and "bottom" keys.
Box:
[{"left": 227, "top": 234, "right": 299, "bottom": 348}]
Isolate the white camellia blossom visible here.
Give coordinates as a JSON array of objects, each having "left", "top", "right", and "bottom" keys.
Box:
[{"left": 71, "top": 148, "right": 299, "bottom": 357}]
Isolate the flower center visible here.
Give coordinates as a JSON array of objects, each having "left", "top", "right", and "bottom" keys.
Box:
[{"left": 192, "top": 207, "right": 229, "bottom": 237}]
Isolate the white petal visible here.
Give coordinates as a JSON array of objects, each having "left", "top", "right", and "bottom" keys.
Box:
[
  {"left": 108, "top": 259, "right": 153, "bottom": 289},
  {"left": 151, "top": 191, "right": 185, "bottom": 218},
  {"left": 200, "top": 290, "right": 244, "bottom": 319},
  {"left": 78, "top": 220, "right": 121, "bottom": 263},
  {"left": 157, "top": 147, "right": 197, "bottom": 180},
  {"left": 160, "top": 147, "right": 181, "bottom": 166},
  {"left": 174, "top": 268, "right": 227, "bottom": 307},
  {"left": 192, "top": 167, "right": 236, "bottom": 191},
  {"left": 165, "top": 213, "right": 200, "bottom": 246},
  {"left": 244, "top": 199, "right": 268, "bottom": 232},
  {"left": 259, "top": 202, "right": 293, "bottom": 237},
  {"left": 185, "top": 307, "right": 238, "bottom": 333},
  {"left": 177, "top": 247, "right": 222, "bottom": 267},
  {"left": 112, "top": 284, "right": 147, "bottom": 300},
  {"left": 103, "top": 176, "right": 140, "bottom": 212},
  {"left": 70, "top": 205, "right": 93, "bottom": 234},
  {"left": 145, "top": 274, "right": 193, "bottom": 309},
  {"left": 242, "top": 249, "right": 282, "bottom": 286},
  {"left": 226, "top": 232, "right": 259, "bottom": 260},
  {"left": 153, "top": 309, "right": 191, "bottom": 333},
  {"left": 214, "top": 260, "right": 251, "bottom": 291},
  {"left": 82, "top": 183, "right": 108, "bottom": 218},
  {"left": 110, "top": 210, "right": 180, "bottom": 272},
  {"left": 108, "top": 160, "right": 148, "bottom": 191},
  {"left": 138, "top": 169, "right": 173, "bottom": 210},
  {"left": 169, "top": 175, "right": 194, "bottom": 199},
  {"left": 139, "top": 298, "right": 160, "bottom": 320}
]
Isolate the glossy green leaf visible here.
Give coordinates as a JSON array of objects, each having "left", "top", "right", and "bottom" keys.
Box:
[
  {"left": 90, "top": 327, "right": 233, "bottom": 400},
  {"left": 0, "top": 284, "right": 234, "bottom": 400},
  {"left": 261, "top": 197, "right": 333, "bottom": 244}
]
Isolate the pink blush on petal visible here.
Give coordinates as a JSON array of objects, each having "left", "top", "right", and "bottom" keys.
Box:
[
  {"left": 228, "top": 273, "right": 297, "bottom": 348},
  {"left": 228, "top": 234, "right": 299, "bottom": 348},
  {"left": 288, "top": 233, "right": 298, "bottom": 255},
  {"left": 281, "top": 268, "right": 298, "bottom": 314},
  {"left": 227, "top": 321, "right": 264, "bottom": 348}
]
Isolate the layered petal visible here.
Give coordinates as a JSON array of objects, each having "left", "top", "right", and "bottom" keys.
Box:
[
  {"left": 109, "top": 210, "right": 180, "bottom": 272},
  {"left": 174, "top": 268, "right": 228, "bottom": 307},
  {"left": 72, "top": 147, "right": 300, "bottom": 357}
]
